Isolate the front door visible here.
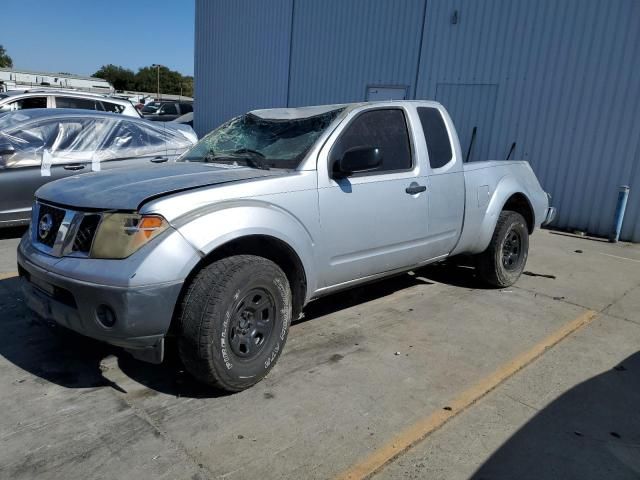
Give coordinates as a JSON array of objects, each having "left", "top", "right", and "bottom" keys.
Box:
[{"left": 317, "top": 107, "right": 431, "bottom": 288}]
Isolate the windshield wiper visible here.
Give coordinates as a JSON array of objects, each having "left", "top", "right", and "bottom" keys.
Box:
[
  {"left": 231, "top": 148, "right": 265, "bottom": 158},
  {"left": 203, "top": 149, "right": 270, "bottom": 170}
]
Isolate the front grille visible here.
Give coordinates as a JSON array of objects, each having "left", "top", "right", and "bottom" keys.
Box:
[
  {"left": 72, "top": 214, "right": 101, "bottom": 253},
  {"left": 36, "top": 204, "right": 66, "bottom": 247}
]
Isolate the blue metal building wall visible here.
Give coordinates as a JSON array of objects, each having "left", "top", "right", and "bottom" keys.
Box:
[
  {"left": 193, "top": 0, "right": 293, "bottom": 135},
  {"left": 287, "top": 0, "right": 426, "bottom": 106},
  {"left": 195, "top": 0, "right": 640, "bottom": 241},
  {"left": 415, "top": 0, "right": 640, "bottom": 241}
]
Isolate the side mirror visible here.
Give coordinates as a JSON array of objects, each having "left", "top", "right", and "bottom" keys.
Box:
[{"left": 332, "top": 146, "right": 382, "bottom": 178}]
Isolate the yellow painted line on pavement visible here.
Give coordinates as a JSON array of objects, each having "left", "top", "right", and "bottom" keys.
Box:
[
  {"left": 335, "top": 309, "right": 599, "bottom": 480},
  {"left": 0, "top": 271, "right": 18, "bottom": 280}
]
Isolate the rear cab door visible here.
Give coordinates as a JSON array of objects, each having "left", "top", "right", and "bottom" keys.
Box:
[
  {"left": 316, "top": 104, "right": 433, "bottom": 288},
  {"left": 414, "top": 104, "right": 465, "bottom": 257}
]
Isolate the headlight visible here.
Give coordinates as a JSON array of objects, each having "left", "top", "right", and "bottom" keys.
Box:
[{"left": 90, "top": 213, "right": 169, "bottom": 259}]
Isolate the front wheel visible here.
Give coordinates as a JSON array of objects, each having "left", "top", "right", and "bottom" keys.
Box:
[
  {"left": 177, "top": 255, "right": 292, "bottom": 392},
  {"left": 476, "top": 211, "right": 529, "bottom": 287}
]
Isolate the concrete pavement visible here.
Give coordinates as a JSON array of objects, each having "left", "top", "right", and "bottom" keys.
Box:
[{"left": 0, "top": 229, "right": 638, "bottom": 479}]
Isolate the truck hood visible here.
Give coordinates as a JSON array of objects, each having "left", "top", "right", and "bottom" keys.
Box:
[{"left": 36, "top": 162, "right": 286, "bottom": 210}]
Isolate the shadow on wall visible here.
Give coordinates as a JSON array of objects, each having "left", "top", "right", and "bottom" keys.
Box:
[{"left": 472, "top": 352, "right": 640, "bottom": 480}]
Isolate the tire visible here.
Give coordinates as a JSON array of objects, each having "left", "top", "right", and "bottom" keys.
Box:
[
  {"left": 177, "top": 255, "right": 292, "bottom": 392},
  {"left": 476, "top": 211, "right": 529, "bottom": 288}
]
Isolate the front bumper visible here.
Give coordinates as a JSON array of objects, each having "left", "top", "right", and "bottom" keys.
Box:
[{"left": 17, "top": 232, "right": 198, "bottom": 364}]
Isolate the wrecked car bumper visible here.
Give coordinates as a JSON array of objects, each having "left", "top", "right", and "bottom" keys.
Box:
[{"left": 17, "top": 234, "right": 192, "bottom": 364}]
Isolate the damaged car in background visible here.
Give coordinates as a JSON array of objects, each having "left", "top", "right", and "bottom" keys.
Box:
[
  {"left": 17, "top": 101, "right": 555, "bottom": 392},
  {"left": 0, "top": 109, "right": 197, "bottom": 227}
]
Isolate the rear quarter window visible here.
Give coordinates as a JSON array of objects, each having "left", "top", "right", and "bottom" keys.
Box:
[
  {"left": 417, "top": 107, "right": 452, "bottom": 169},
  {"left": 101, "top": 101, "right": 125, "bottom": 114}
]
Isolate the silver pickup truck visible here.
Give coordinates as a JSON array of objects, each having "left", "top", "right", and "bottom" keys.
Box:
[{"left": 18, "top": 101, "right": 555, "bottom": 391}]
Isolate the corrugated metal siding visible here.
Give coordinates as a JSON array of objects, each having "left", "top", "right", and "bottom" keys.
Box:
[
  {"left": 287, "top": 0, "right": 427, "bottom": 107},
  {"left": 435, "top": 83, "right": 499, "bottom": 162},
  {"left": 415, "top": 0, "right": 640, "bottom": 240},
  {"left": 195, "top": 0, "right": 640, "bottom": 240},
  {"left": 194, "top": 0, "right": 293, "bottom": 136}
]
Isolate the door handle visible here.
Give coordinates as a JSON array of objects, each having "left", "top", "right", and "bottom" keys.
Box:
[
  {"left": 63, "top": 164, "right": 85, "bottom": 171},
  {"left": 405, "top": 183, "right": 426, "bottom": 195},
  {"left": 151, "top": 156, "right": 169, "bottom": 163}
]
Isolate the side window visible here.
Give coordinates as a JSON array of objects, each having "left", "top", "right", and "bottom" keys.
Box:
[
  {"left": 160, "top": 103, "right": 178, "bottom": 115},
  {"left": 417, "top": 107, "right": 453, "bottom": 169},
  {"left": 48, "top": 119, "right": 109, "bottom": 155},
  {"left": 106, "top": 121, "right": 168, "bottom": 156},
  {"left": 12, "top": 96, "right": 48, "bottom": 111},
  {"left": 101, "top": 101, "right": 125, "bottom": 114},
  {"left": 0, "top": 121, "right": 56, "bottom": 168},
  {"left": 179, "top": 103, "right": 193, "bottom": 113},
  {"left": 55, "top": 97, "right": 99, "bottom": 111},
  {"left": 109, "top": 121, "right": 152, "bottom": 150},
  {"left": 331, "top": 109, "right": 412, "bottom": 174}
]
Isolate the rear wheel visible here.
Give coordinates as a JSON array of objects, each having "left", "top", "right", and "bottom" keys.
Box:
[
  {"left": 178, "top": 255, "right": 292, "bottom": 392},
  {"left": 476, "top": 211, "right": 529, "bottom": 287}
]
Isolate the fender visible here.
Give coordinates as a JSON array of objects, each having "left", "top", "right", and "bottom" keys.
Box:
[
  {"left": 172, "top": 199, "right": 318, "bottom": 301},
  {"left": 464, "top": 175, "right": 535, "bottom": 255}
]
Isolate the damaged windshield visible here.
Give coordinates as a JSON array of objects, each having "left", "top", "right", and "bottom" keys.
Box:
[{"left": 179, "top": 107, "right": 344, "bottom": 170}]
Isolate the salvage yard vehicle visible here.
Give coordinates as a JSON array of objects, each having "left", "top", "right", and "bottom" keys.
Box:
[
  {"left": 0, "top": 109, "right": 197, "bottom": 227},
  {"left": 141, "top": 101, "right": 193, "bottom": 122},
  {"left": 18, "top": 101, "right": 555, "bottom": 392},
  {"left": 0, "top": 89, "right": 141, "bottom": 117}
]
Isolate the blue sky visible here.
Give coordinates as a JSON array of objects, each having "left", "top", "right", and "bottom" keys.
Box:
[{"left": 1, "top": 0, "right": 195, "bottom": 76}]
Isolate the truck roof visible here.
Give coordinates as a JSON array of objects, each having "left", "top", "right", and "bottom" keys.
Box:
[{"left": 249, "top": 100, "right": 444, "bottom": 120}]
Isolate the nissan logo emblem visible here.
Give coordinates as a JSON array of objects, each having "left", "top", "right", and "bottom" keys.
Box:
[{"left": 38, "top": 213, "right": 54, "bottom": 240}]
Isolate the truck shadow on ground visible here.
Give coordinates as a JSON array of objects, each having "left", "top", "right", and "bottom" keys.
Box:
[
  {"left": 0, "top": 259, "right": 489, "bottom": 398},
  {"left": 0, "top": 226, "right": 28, "bottom": 240},
  {"left": 471, "top": 351, "right": 640, "bottom": 479}
]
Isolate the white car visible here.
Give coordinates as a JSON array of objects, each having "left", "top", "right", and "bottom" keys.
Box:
[{"left": 0, "top": 89, "right": 141, "bottom": 117}]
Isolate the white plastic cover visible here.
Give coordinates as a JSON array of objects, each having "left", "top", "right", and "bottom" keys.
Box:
[{"left": 0, "top": 113, "right": 197, "bottom": 176}]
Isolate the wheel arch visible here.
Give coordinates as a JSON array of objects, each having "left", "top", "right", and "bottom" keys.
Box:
[
  {"left": 459, "top": 175, "right": 537, "bottom": 255},
  {"left": 169, "top": 233, "right": 309, "bottom": 336},
  {"left": 502, "top": 192, "right": 535, "bottom": 233}
]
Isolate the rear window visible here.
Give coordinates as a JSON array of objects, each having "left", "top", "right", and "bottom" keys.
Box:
[
  {"left": 417, "top": 107, "right": 452, "bottom": 169},
  {"left": 179, "top": 103, "right": 193, "bottom": 113}
]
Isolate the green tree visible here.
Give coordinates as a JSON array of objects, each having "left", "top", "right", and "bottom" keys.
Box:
[
  {"left": 93, "top": 63, "right": 193, "bottom": 97},
  {"left": 0, "top": 45, "right": 13, "bottom": 68},
  {"left": 93, "top": 64, "right": 136, "bottom": 91},
  {"left": 135, "top": 65, "right": 192, "bottom": 97}
]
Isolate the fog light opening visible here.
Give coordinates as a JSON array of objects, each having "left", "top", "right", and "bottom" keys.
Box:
[{"left": 96, "top": 304, "right": 117, "bottom": 328}]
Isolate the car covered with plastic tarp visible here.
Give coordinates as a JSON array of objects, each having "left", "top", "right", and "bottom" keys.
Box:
[{"left": 0, "top": 108, "right": 197, "bottom": 227}]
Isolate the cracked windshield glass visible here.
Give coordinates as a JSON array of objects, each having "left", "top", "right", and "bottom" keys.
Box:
[{"left": 179, "top": 108, "right": 344, "bottom": 170}]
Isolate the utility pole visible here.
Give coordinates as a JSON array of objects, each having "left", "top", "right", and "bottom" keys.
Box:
[{"left": 151, "top": 63, "right": 162, "bottom": 100}]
